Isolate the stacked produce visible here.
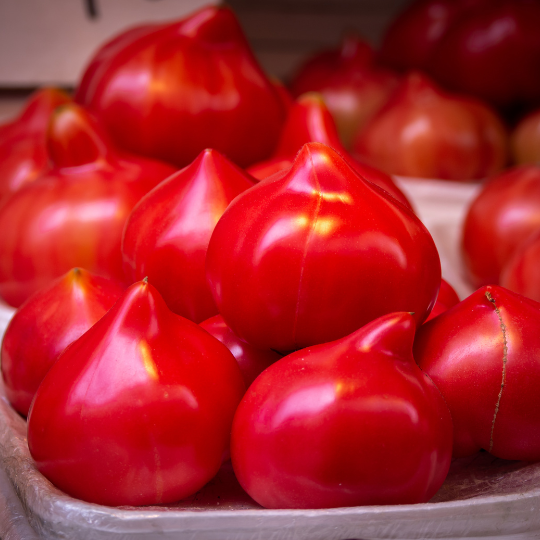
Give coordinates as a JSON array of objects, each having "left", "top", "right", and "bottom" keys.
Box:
[{"left": 1, "top": 0, "right": 540, "bottom": 513}]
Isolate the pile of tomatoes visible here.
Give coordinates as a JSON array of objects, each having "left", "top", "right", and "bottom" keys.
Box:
[{"left": 1, "top": 0, "right": 540, "bottom": 512}]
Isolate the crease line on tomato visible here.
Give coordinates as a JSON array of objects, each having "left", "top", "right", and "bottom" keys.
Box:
[
  {"left": 291, "top": 145, "right": 323, "bottom": 350},
  {"left": 485, "top": 288, "right": 508, "bottom": 454}
]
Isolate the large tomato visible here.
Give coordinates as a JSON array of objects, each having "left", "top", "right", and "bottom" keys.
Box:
[
  {"left": 414, "top": 285, "right": 540, "bottom": 461},
  {"left": 462, "top": 165, "right": 540, "bottom": 287},
  {"left": 1, "top": 268, "right": 124, "bottom": 416},
  {"left": 0, "top": 104, "right": 176, "bottom": 307},
  {"left": 122, "top": 149, "right": 254, "bottom": 323},
  {"left": 207, "top": 142, "right": 440, "bottom": 352},
  {"left": 75, "top": 5, "right": 287, "bottom": 168},
  {"left": 231, "top": 312, "right": 453, "bottom": 509},
  {"left": 27, "top": 279, "right": 245, "bottom": 506},
  {"left": 353, "top": 72, "right": 508, "bottom": 181},
  {"left": 0, "top": 88, "right": 70, "bottom": 204}
]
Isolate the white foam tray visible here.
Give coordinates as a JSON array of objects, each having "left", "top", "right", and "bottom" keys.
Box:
[{"left": 1, "top": 177, "right": 540, "bottom": 540}]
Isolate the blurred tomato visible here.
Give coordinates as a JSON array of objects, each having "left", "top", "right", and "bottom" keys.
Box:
[
  {"left": 380, "top": 0, "right": 540, "bottom": 111},
  {"left": 511, "top": 108, "right": 540, "bottom": 165},
  {"left": 247, "top": 93, "right": 412, "bottom": 209},
  {"left": 28, "top": 279, "right": 245, "bottom": 506},
  {"left": 415, "top": 285, "right": 540, "bottom": 460},
  {"left": 122, "top": 149, "right": 254, "bottom": 323},
  {"left": 207, "top": 142, "right": 440, "bottom": 352},
  {"left": 0, "top": 104, "right": 176, "bottom": 307},
  {"left": 232, "top": 312, "right": 453, "bottom": 509},
  {"left": 1, "top": 268, "right": 124, "bottom": 416},
  {"left": 500, "top": 229, "right": 540, "bottom": 302},
  {"left": 353, "top": 72, "right": 508, "bottom": 181},
  {"left": 76, "top": 5, "right": 287, "bottom": 168},
  {"left": 0, "top": 88, "right": 70, "bottom": 204},
  {"left": 290, "top": 35, "right": 399, "bottom": 148},
  {"left": 200, "top": 314, "right": 281, "bottom": 388},
  {"left": 462, "top": 165, "right": 540, "bottom": 287}
]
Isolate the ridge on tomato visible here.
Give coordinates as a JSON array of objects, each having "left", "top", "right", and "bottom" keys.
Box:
[
  {"left": 75, "top": 5, "right": 287, "bottom": 168},
  {"left": 207, "top": 142, "right": 440, "bottom": 352},
  {"left": 0, "top": 104, "right": 176, "bottom": 307},
  {"left": 232, "top": 312, "right": 453, "bottom": 509},
  {"left": 122, "top": 148, "right": 255, "bottom": 323},
  {"left": 1, "top": 268, "right": 124, "bottom": 416},
  {"left": 27, "top": 279, "right": 245, "bottom": 507}
]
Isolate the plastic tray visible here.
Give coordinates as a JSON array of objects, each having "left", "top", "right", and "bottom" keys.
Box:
[{"left": 1, "top": 177, "right": 540, "bottom": 540}]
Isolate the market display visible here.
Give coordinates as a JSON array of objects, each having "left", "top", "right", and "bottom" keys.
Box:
[{"left": 1, "top": 0, "right": 540, "bottom": 521}]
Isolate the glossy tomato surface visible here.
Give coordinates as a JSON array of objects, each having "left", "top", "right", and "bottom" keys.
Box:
[
  {"left": 1, "top": 268, "right": 124, "bottom": 416},
  {"left": 232, "top": 312, "right": 453, "bottom": 509},
  {"left": 122, "top": 149, "right": 254, "bottom": 323},
  {"left": 425, "top": 278, "right": 460, "bottom": 323},
  {"left": 0, "top": 104, "right": 175, "bottom": 307},
  {"left": 76, "top": 5, "right": 287, "bottom": 168},
  {"left": 462, "top": 165, "right": 540, "bottom": 287},
  {"left": 200, "top": 314, "right": 281, "bottom": 388},
  {"left": 247, "top": 93, "right": 412, "bottom": 209},
  {"left": 27, "top": 280, "right": 245, "bottom": 506},
  {"left": 0, "top": 88, "right": 70, "bottom": 204},
  {"left": 207, "top": 142, "right": 440, "bottom": 352},
  {"left": 415, "top": 285, "right": 540, "bottom": 460},
  {"left": 353, "top": 72, "right": 508, "bottom": 181}
]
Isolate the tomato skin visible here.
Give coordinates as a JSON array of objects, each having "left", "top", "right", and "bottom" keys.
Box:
[
  {"left": 511, "top": 108, "right": 540, "bottom": 165},
  {"left": 462, "top": 165, "right": 540, "bottom": 288},
  {"left": 380, "top": 0, "right": 540, "bottom": 111},
  {"left": 75, "top": 6, "right": 287, "bottom": 169},
  {"left": 500, "top": 230, "right": 540, "bottom": 302},
  {"left": 231, "top": 312, "right": 453, "bottom": 509},
  {"left": 290, "top": 36, "right": 399, "bottom": 149},
  {"left": 122, "top": 149, "right": 254, "bottom": 323},
  {"left": 0, "top": 88, "right": 70, "bottom": 204},
  {"left": 414, "top": 285, "right": 540, "bottom": 460},
  {"left": 207, "top": 142, "right": 440, "bottom": 352},
  {"left": 353, "top": 72, "right": 508, "bottom": 181},
  {"left": 200, "top": 314, "right": 282, "bottom": 388},
  {"left": 1, "top": 268, "right": 124, "bottom": 416},
  {"left": 246, "top": 93, "right": 413, "bottom": 210},
  {"left": 425, "top": 278, "right": 460, "bottom": 323},
  {"left": 0, "top": 105, "right": 176, "bottom": 307},
  {"left": 27, "top": 280, "right": 245, "bottom": 507}
]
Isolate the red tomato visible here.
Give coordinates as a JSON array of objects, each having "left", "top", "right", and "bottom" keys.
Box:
[
  {"left": 500, "top": 229, "right": 540, "bottom": 302},
  {"left": 425, "top": 278, "right": 460, "bottom": 322},
  {"left": 200, "top": 314, "right": 282, "bottom": 388},
  {"left": 380, "top": 0, "right": 540, "bottom": 111},
  {"left": 75, "top": 6, "right": 287, "bottom": 168},
  {"left": 231, "top": 312, "right": 453, "bottom": 509},
  {"left": 462, "top": 165, "right": 540, "bottom": 287},
  {"left": 246, "top": 93, "right": 413, "bottom": 210},
  {"left": 511, "top": 108, "right": 540, "bottom": 165},
  {"left": 122, "top": 149, "right": 254, "bottom": 323},
  {"left": 27, "top": 279, "right": 245, "bottom": 506},
  {"left": 0, "top": 104, "right": 176, "bottom": 307},
  {"left": 414, "top": 285, "right": 540, "bottom": 460},
  {"left": 0, "top": 88, "right": 70, "bottom": 204},
  {"left": 207, "top": 142, "right": 441, "bottom": 352},
  {"left": 290, "top": 35, "right": 399, "bottom": 148},
  {"left": 353, "top": 72, "right": 508, "bottom": 181},
  {"left": 1, "top": 268, "right": 124, "bottom": 416}
]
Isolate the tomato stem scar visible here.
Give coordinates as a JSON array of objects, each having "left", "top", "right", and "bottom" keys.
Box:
[{"left": 485, "top": 289, "right": 508, "bottom": 454}]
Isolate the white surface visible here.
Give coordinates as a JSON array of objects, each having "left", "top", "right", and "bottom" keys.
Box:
[{"left": 0, "top": 0, "right": 214, "bottom": 87}]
